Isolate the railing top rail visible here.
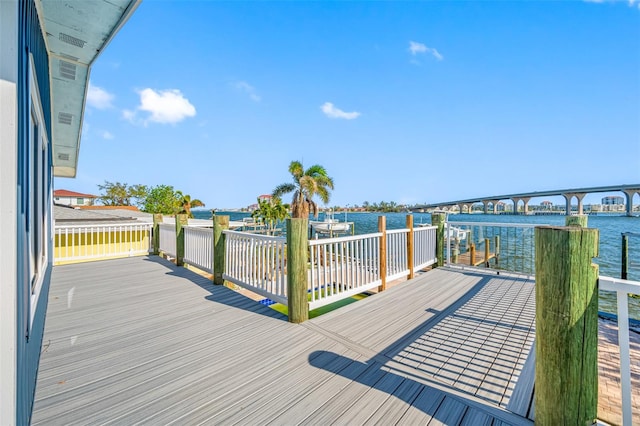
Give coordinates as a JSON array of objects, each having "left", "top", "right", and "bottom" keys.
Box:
[
  {"left": 599, "top": 275, "right": 640, "bottom": 294},
  {"left": 184, "top": 224, "right": 214, "bottom": 228},
  {"left": 414, "top": 225, "right": 437, "bottom": 231},
  {"left": 223, "top": 229, "right": 286, "bottom": 242},
  {"left": 184, "top": 226, "right": 213, "bottom": 233},
  {"left": 159, "top": 223, "right": 174, "bottom": 228},
  {"left": 387, "top": 228, "right": 410, "bottom": 235},
  {"left": 54, "top": 222, "right": 152, "bottom": 230},
  {"left": 309, "top": 232, "right": 383, "bottom": 246},
  {"left": 448, "top": 221, "right": 546, "bottom": 229},
  {"left": 622, "top": 232, "right": 640, "bottom": 237}
]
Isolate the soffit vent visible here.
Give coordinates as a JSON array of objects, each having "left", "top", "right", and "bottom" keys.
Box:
[
  {"left": 58, "top": 112, "right": 73, "bottom": 125},
  {"left": 58, "top": 153, "right": 70, "bottom": 161},
  {"left": 59, "top": 60, "right": 76, "bottom": 80},
  {"left": 59, "top": 32, "right": 86, "bottom": 48},
  {"left": 59, "top": 53, "right": 79, "bottom": 62}
]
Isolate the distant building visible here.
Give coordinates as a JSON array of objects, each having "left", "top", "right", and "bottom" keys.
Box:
[
  {"left": 54, "top": 189, "right": 98, "bottom": 206},
  {"left": 602, "top": 196, "right": 624, "bottom": 205},
  {"left": 540, "top": 200, "right": 553, "bottom": 209},
  {"left": 258, "top": 194, "right": 272, "bottom": 202}
]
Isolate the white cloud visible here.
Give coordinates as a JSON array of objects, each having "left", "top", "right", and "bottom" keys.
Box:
[
  {"left": 234, "top": 81, "right": 261, "bottom": 102},
  {"left": 102, "top": 131, "right": 114, "bottom": 140},
  {"left": 409, "top": 41, "right": 428, "bottom": 55},
  {"left": 124, "top": 88, "right": 196, "bottom": 125},
  {"left": 408, "top": 41, "right": 443, "bottom": 61},
  {"left": 321, "top": 102, "right": 361, "bottom": 120},
  {"left": 87, "top": 84, "right": 114, "bottom": 109}
]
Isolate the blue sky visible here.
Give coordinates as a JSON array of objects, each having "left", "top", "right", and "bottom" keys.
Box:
[{"left": 56, "top": 0, "right": 640, "bottom": 209}]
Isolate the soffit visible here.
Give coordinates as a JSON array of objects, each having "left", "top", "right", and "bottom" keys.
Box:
[{"left": 36, "top": 0, "right": 141, "bottom": 177}]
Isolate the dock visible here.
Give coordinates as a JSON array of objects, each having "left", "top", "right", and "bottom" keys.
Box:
[{"left": 32, "top": 256, "right": 536, "bottom": 424}]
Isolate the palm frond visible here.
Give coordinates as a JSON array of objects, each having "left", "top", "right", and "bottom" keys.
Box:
[
  {"left": 288, "top": 161, "right": 304, "bottom": 180},
  {"left": 272, "top": 183, "right": 295, "bottom": 199},
  {"left": 304, "top": 164, "right": 328, "bottom": 178},
  {"left": 316, "top": 186, "right": 331, "bottom": 204}
]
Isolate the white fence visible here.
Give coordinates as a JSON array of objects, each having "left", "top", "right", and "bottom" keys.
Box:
[
  {"left": 158, "top": 223, "right": 177, "bottom": 258},
  {"left": 54, "top": 223, "right": 152, "bottom": 265},
  {"left": 386, "top": 229, "right": 410, "bottom": 282},
  {"left": 184, "top": 226, "right": 214, "bottom": 274},
  {"left": 223, "top": 230, "right": 288, "bottom": 305},
  {"left": 222, "top": 225, "right": 437, "bottom": 311},
  {"left": 599, "top": 275, "right": 640, "bottom": 426},
  {"left": 309, "top": 233, "right": 383, "bottom": 310},
  {"left": 413, "top": 226, "right": 437, "bottom": 270}
]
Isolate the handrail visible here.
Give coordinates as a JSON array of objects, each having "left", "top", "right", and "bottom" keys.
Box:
[
  {"left": 309, "top": 232, "right": 383, "bottom": 246},
  {"left": 598, "top": 274, "right": 640, "bottom": 426},
  {"left": 223, "top": 229, "right": 286, "bottom": 242}
]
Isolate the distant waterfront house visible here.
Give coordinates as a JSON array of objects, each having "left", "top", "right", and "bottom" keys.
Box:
[
  {"left": 0, "top": 1, "right": 140, "bottom": 424},
  {"left": 53, "top": 189, "right": 98, "bottom": 206}
]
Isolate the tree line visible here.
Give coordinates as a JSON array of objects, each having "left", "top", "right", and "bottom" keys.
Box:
[{"left": 97, "top": 181, "right": 204, "bottom": 218}]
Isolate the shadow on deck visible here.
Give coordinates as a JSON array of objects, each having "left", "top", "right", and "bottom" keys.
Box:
[{"left": 32, "top": 256, "right": 534, "bottom": 425}]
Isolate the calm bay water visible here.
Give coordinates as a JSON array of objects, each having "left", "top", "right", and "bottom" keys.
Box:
[{"left": 195, "top": 210, "right": 640, "bottom": 318}]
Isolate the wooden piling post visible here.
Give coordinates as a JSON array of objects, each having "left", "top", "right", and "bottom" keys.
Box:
[
  {"left": 287, "top": 218, "right": 309, "bottom": 323},
  {"left": 565, "top": 214, "right": 588, "bottom": 227},
  {"left": 378, "top": 216, "right": 387, "bottom": 291},
  {"left": 406, "top": 215, "right": 415, "bottom": 279},
  {"left": 431, "top": 212, "right": 446, "bottom": 267},
  {"left": 622, "top": 233, "right": 629, "bottom": 280},
  {"left": 152, "top": 214, "right": 163, "bottom": 255},
  {"left": 484, "top": 237, "right": 490, "bottom": 266},
  {"left": 213, "top": 215, "right": 229, "bottom": 285},
  {"left": 470, "top": 243, "right": 476, "bottom": 266},
  {"left": 494, "top": 235, "right": 500, "bottom": 267},
  {"left": 452, "top": 240, "right": 459, "bottom": 264},
  {"left": 175, "top": 214, "right": 189, "bottom": 266},
  {"left": 535, "top": 226, "right": 599, "bottom": 426}
]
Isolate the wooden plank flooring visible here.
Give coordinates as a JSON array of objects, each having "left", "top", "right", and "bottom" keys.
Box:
[{"left": 32, "top": 257, "right": 534, "bottom": 425}]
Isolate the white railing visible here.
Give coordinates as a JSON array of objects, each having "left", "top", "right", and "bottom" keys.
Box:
[
  {"left": 223, "top": 230, "right": 287, "bottom": 305},
  {"left": 54, "top": 222, "right": 152, "bottom": 265},
  {"left": 159, "top": 223, "right": 177, "bottom": 258},
  {"left": 309, "top": 233, "right": 382, "bottom": 310},
  {"left": 413, "top": 226, "right": 437, "bottom": 270},
  {"left": 598, "top": 275, "right": 640, "bottom": 426},
  {"left": 386, "top": 229, "right": 410, "bottom": 281},
  {"left": 445, "top": 221, "right": 540, "bottom": 276},
  {"left": 184, "top": 226, "right": 214, "bottom": 273}
]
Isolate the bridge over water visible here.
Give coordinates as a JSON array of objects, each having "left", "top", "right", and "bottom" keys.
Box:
[{"left": 413, "top": 184, "right": 640, "bottom": 216}]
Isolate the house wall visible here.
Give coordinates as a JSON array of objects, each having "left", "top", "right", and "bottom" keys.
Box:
[
  {"left": 1, "top": 0, "right": 54, "bottom": 424},
  {"left": 54, "top": 195, "right": 95, "bottom": 206}
]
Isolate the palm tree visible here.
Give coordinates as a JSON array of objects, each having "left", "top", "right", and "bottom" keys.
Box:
[
  {"left": 176, "top": 191, "right": 205, "bottom": 218},
  {"left": 251, "top": 197, "right": 290, "bottom": 234},
  {"left": 272, "top": 161, "right": 334, "bottom": 219}
]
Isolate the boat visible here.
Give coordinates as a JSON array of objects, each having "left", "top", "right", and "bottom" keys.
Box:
[{"left": 310, "top": 210, "right": 352, "bottom": 236}]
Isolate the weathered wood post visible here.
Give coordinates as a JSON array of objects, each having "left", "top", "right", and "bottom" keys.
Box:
[
  {"left": 470, "top": 243, "right": 476, "bottom": 266},
  {"left": 431, "top": 212, "right": 446, "bottom": 267},
  {"left": 287, "top": 218, "right": 309, "bottom": 323},
  {"left": 406, "top": 215, "right": 415, "bottom": 279},
  {"left": 535, "top": 226, "right": 599, "bottom": 425},
  {"left": 378, "top": 216, "right": 387, "bottom": 291},
  {"left": 494, "top": 235, "right": 500, "bottom": 267},
  {"left": 566, "top": 214, "right": 588, "bottom": 227},
  {"left": 213, "top": 215, "right": 229, "bottom": 285},
  {"left": 622, "top": 233, "right": 629, "bottom": 280},
  {"left": 484, "top": 237, "right": 490, "bottom": 266},
  {"left": 175, "top": 214, "right": 188, "bottom": 266},
  {"left": 152, "top": 214, "right": 163, "bottom": 255}
]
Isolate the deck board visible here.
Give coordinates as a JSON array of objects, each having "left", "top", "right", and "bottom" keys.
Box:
[{"left": 32, "top": 257, "right": 534, "bottom": 425}]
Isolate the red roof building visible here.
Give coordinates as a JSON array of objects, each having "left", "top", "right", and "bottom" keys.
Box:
[{"left": 53, "top": 190, "right": 98, "bottom": 207}]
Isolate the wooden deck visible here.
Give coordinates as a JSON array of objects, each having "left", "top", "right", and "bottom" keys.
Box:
[{"left": 32, "top": 256, "right": 535, "bottom": 425}]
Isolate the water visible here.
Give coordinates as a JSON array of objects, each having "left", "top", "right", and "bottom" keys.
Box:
[{"left": 195, "top": 210, "right": 640, "bottom": 318}]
